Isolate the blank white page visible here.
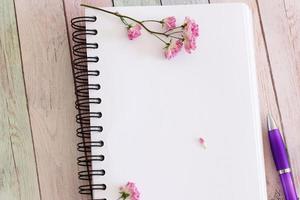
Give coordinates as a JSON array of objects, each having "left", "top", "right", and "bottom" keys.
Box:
[{"left": 86, "top": 3, "right": 267, "bottom": 200}]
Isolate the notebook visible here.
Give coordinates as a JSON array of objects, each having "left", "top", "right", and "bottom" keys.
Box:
[{"left": 71, "top": 3, "right": 267, "bottom": 200}]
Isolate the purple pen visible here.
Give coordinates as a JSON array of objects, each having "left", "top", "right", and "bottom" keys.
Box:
[{"left": 267, "top": 114, "right": 298, "bottom": 200}]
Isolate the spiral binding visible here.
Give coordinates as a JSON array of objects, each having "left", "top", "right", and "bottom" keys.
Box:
[{"left": 71, "top": 16, "right": 106, "bottom": 200}]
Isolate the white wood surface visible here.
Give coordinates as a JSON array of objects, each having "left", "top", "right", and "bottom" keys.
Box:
[
  {"left": 13, "top": 0, "right": 80, "bottom": 199},
  {"left": 0, "top": 0, "right": 41, "bottom": 199}
]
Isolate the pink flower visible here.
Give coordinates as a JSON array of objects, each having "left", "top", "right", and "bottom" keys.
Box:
[
  {"left": 164, "top": 40, "right": 183, "bottom": 59},
  {"left": 183, "top": 17, "right": 199, "bottom": 53},
  {"left": 183, "top": 17, "right": 199, "bottom": 39},
  {"left": 119, "top": 182, "right": 140, "bottom": 200},
  {"left": 127, "top": 24, "right": 142, "bottom": 40},
  {"left": 183, "top": 36, "right": 197, "bottom": 54},
  {"left": 199, "top": 137, "right": 207, "bottom": 149},
  {"left": 162, "top": 16, "right": 176, "bottom": 31}
]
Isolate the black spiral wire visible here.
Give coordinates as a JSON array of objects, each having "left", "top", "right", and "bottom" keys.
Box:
[{"left": 71, "top": 16, "right": 106, "bottom": 200}]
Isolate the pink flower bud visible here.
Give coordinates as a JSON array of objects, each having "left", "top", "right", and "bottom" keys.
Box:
[
  {"left": 119, "top": 182, "right": 140, "bottom": 200},
  {"left": 183, "top": 17, "right": 199, "bottom": 53},
  {"left": 162, "top": 16, "right": 176, "bottom": 31},
  {"left": 164, "top": 40, "right": 183, "bottom": 59},
  {"left": 127, "top": 24, "right": 142, "bottom": 40},
  {"left": 199, "top": 137, "right": 207, "bottom": 149}
]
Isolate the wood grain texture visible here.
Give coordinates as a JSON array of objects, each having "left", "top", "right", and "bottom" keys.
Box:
[
  {"left": 13, "top": 0, "right": 80, "bottom": 199},
  {"left": 63, "top": 0, "right": 113, "bottom": 52},
  {"left": 64, "top": 0, "right": 113, "bottom": 19},
  {"left": 114, "top": 0, "right": 162, "bottom": 6},
  {"left": 257, "top": 0, "right": 300, "bottom": 194},
  {"left": 0, "top": 0, "right": 40, "bottom": 199},
  {"left": 208, "top": 0, "right": 285, "bottom": 198}
]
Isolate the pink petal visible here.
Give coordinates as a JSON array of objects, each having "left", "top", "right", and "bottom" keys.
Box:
[{"left": 199, "top": 137, "right": 207, "bottom": 149}]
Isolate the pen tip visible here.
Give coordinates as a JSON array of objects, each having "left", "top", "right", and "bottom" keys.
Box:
[{"left": 267, "top": 114, "right": 278, "bottom": 131}]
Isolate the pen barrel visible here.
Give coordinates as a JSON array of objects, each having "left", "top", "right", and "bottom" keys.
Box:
[
  {"left": 280, "top": 172, "right": 298, "bottom": 200},
  {"left": 268, "top": 129, "right": 290, "bottom": 170}
]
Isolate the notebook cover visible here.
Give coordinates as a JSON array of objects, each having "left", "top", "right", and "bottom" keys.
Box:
[{"left": 85, "top": 4, "right": 267, "bottom": 200}]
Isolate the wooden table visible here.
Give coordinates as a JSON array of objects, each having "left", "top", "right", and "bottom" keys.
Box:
[{"left": 1, "top": 0, "right": 299, "bottom": 199}]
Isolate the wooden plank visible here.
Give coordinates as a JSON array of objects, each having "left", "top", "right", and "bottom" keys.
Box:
[
  {"left": 257, "top": 0, "right": 300, "bottom": 194},
  {"left": 63, "top": 0, "right": 113, "bottom": 19},
  {"left": 13, "top": 0, "right": 80, "bottom": 199},
  {"left": 113, "top": 0, "right": 161, "bottom": 6},
  {"left": 63, "top": 0, "right": 113, "bottom": 51},
  {"left": 208, "top": 0, "right": 284, "bottom": 198},
  {"left": 0, "top": 0, "right": 41, "bottom": 199},
  {"left": 162, "top": 0, "right": 208, "bottom": 5}
]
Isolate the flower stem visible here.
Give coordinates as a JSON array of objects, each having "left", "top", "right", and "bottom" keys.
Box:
[
  {"left": 81, "top": 4, "right": 183, "bottom": 44},
  {"left": 81, "top": 5, "right": 159, "bottom": 33},
  {"left": 120, "top": 17, "right": 129, "bottom": 26},
  {"left": 141, "top": 19, "right": 163, "bottom": 23},
  {"left": 164, "top": 26, "right": 184, "bottom": 34},
  {"left": 168, "top": 31, "right": 184, "bottom": 35},
  {"left": 169, "top": 35, "right": 183, "bottom": 40},
  {"left": 152, "top": 34, "right": 169, "bottom": 45}
]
